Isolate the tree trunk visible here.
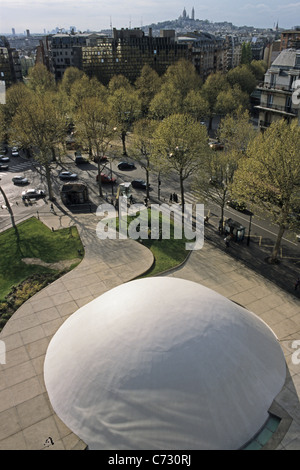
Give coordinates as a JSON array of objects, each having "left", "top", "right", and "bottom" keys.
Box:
[
  {"left": 121, "top": 131, "right": 127, "bottom": 156},
  {"left": 146, "top": 168, "right": 150, "bottom": 200},
  {"left": 271, "top": 223, "right": 285, "bottom": 262},
  {"left": 0, "top": 186, "right": 21, "bottom": 247},
  {"left": 180, "top": 173, "right": 185, "bottom": 216},
  {"left": 45, "top": 162, "right": 54, "bottom": 201},
  {"left": 97, "top": 160, "right": 103, "bottom": 198}
]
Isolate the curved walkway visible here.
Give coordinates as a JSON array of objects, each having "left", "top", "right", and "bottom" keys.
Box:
[
  {"left": 0, "top": 212, "right": 300, "bottom": 450},
  {"left": 0, "top": 213, "right": 154, "bottom": 450}
]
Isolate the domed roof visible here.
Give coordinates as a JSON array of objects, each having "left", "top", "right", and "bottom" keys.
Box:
[{"left": 44, "top": 277, "right": 286, "bottom": 450}]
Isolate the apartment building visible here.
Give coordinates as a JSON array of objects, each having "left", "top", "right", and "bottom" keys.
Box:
[
  {"left": 0, "top": 36, "right": 22, "bottom": 88},
  {"left": 73, "top": 28, "right": 189, "bottom": 85},
  {"left": 280, "top": 29, "right": 300, "bottom": 51},
  {"left": 177, "top": 32, "right": 227, "bottom": 80},
  {"left": 255, "top": 49, "right": 300, "bottom": 129},
  {"left": 45, "top": 28, "right": 229, "bottom": 85}
]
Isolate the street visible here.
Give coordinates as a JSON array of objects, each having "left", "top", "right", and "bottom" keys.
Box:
[{"left": 0, "top": 147, "right": 299, "bottom": 264}]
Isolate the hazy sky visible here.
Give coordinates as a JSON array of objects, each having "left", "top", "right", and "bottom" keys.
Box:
[{"left": 1, "top": 0, "right": 299, "bottom": 34}]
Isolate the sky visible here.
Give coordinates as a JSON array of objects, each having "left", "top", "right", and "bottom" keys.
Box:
[{"left": 0, "top": 0, "right": 299, "bottom": 34}]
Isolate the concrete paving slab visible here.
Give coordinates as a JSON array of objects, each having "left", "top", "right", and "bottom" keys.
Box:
[{"left": 0, "top": 211, "right": 299, "bottom": 450}]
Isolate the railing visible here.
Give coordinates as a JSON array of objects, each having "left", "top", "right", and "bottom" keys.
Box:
[
  {"left": 257, "top": 82, "right": 293, "bottom": 93},
  {"left": 258, "top": 102, "right": 297, "bottom": 115}
]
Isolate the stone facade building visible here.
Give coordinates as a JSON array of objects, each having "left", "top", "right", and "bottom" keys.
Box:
[{"left": 256, "top": 49, "right": 300, "bottom": 129}]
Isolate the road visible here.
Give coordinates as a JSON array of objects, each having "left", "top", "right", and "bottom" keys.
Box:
[{"left": 0, "top": 148, "right": 299, "bottom": 265}]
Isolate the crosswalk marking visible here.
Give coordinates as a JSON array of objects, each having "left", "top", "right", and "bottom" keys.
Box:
[{"left": 0, "top": 161, "right": 34, "bottom": 177}]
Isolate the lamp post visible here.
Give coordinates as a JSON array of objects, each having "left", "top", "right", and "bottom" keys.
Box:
[
  {"left": 246, "top": 210, "right": 253, "bottom": 246},
  {"left": 158, "top": 171, "right": 161, "bottom": 201}
]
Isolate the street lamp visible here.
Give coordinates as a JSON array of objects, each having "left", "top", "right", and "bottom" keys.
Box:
[{"left": 245, "top": 210, "right": 253, "bottom": 246}]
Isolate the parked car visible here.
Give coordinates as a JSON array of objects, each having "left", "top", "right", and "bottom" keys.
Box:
[
  {"left": 0, "top": 155, "right": 10, "bottom": 162},
  {"left": 94, "top": 155, "right": 108, "bottom": 164},
  {"left": 12, "top": 175, "right": 29, "bottom": 185},
  {"left": 209, "top": 140, "right": 224, "bottom": 151},
  {"left": 22, "top": 189, "right": 46, "bottom": 200},
  {"left": 11, "top": 148, "right": 20, "bottom": 157},
  {"left": 131, "top": 179, "right": 148, "bottom": 190},
  {"left": 118, "top": 161, "right": 136, "bottom": 171},
  {"left": 0, "top": 164, "right": 9, "bottom": 170},
  {"left": 227, "top": 199, "right": 247, "bottom": 212},
  {"left": 96, "top": 173, "right": 116, "bottom": 184},
  {"left": 59, "top": 171, "right": 78, "bottom": 180},
  {"left": 75, "top": 155, "right": 88, "bottom": 165}
]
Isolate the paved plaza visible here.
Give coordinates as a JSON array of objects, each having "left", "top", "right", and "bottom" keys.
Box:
[{"left": 0, "top": 211, "right": 299, "bottom": 450}]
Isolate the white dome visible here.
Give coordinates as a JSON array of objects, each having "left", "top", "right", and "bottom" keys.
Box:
[{"left": 44, "top": 277, "right": 286, "bottom": 450}]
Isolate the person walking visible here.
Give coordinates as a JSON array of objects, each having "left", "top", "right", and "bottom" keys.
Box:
[{"left": 295, "top": 278, "right": 300, "bottom": 291}]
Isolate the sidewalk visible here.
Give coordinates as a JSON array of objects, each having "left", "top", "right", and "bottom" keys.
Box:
[{"left": 0, "top": 206, "right": 299, "bottom": 450}]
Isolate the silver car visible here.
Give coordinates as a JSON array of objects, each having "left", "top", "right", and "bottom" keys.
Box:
[{"left": 12, "top": 175, "right": 29, "bottom": 185}]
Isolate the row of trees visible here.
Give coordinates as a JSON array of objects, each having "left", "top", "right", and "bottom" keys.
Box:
[
  {"left": 0, "top": 59, "right": 264, "bottom": 199},
  {"left": 0, "top": 60, "right": 299, "bottom": 262}
]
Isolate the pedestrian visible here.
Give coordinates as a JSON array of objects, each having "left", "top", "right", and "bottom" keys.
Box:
[
  {"left": 50, "top": 203, "right": 54, "bottom": 212},
  {"left": 224, "top": 234, "right": 231, "bottom": 247},
  {"left": 144, "top": 197, "right": 148, "bottom": 207},
  {"left": 169, "top": 193, "right": 173, "bottom": 203},
  {"left": 295, "top": 278, "right": 300, "bottom": 291}
]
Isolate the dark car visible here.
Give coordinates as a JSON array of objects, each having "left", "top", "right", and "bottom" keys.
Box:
[
  {"left": 0, "top": 156, "right": 10, "bottom": 162},
  {"left": 22, "top": 189, "right": 46, "bottom": 200},
  {"left": 132, "top": 179, "right": 148, "bottom": 190},
  {"left": 75, "top": 156, "right": 88, "bottom": 165},
  {"left": 96, "top": 173, "right": 116, "bottom": 184},
  {"left": 0, "top": 164, "right": 9, "bottom": 170},
  {"left": 118, "top": 162, "right": 136, "bottom": 171},
  {"left": 227, "top": 199, "right": 247, "bottom": 212},
  {"left": 59, "top": 171, "right": 78, "bottom": 180}
]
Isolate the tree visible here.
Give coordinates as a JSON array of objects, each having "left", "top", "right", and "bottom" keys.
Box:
[
  {"left": 149, "top": 82, "right": 182, "bottom": 120},
  {"left": 226, "top": 65, "right": 257, "bottom": 95},
  {"left": 132, "top": 118, "right": 158, "bottom": 199},
  {"left": 231, "top": 119, "right": 300, "bottom": 262},
  {"left": 9, "top": 91, "right": 67, "bottom": 200},
  {"left": 152, "top": 113, "right": 208, "bottom": 211},
  {"left": 241, "top": 42, "right": 252, "bottom": 65},
  {"left": 163, "top": 59, "right": 202, "bottom": 101},
  {"left": 214, "top": 84, "right": 250, "bottom": 116},
  {"left": 69, "top": 75, "right": 107, "bottom": 113},
  {"left": 108, "top": 87, "right": 142, "bottom": 156},
  {"left": 108, "top": 75, "right": 132, "bottom": 93},
  {"left": 201, "top": 72, "right": 229, "bottom": 129},
  {"left": 0, "top": 186, "right": 20, "bottom": 246},
  {"left": 217, "top": 108, "right": 256, "bottom": 154},
  {"left": 135, "top": 65, "right": 162, "bottom": 116},
  {"left": 27, "top": 63, "right": 56, "bottom": 94},
  {"left": 249, "top": 60, "right": 268, "bottom": 81},
  {"left": 192, "top": 148, "right": 238, "bottom": 229},
  {"left": 193, "top": 109, "right": 255, "bottom": 229},
  {"left": 183, "top": 89, "right": 209, "bottom": 121},
  {"left": 74, "top": 97, "right": 116, "bottom": 197},
  {"left": 59, "top": 67, "right": 85, "bottom": 97},
  {"left": 3, "top": 82, "right": 31, "bottom": 134}
]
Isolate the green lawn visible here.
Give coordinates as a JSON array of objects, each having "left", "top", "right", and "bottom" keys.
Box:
[
  {"left": 117, "top": 208, "right": 191, "bottom": 277},
  {"left": 0, "top": 217, "right": 83, "bottom": 307}
]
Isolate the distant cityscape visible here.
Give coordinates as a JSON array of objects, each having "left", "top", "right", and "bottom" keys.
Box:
[{"left": 1, "top": 6, "right": 300, "bottom": 130}]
